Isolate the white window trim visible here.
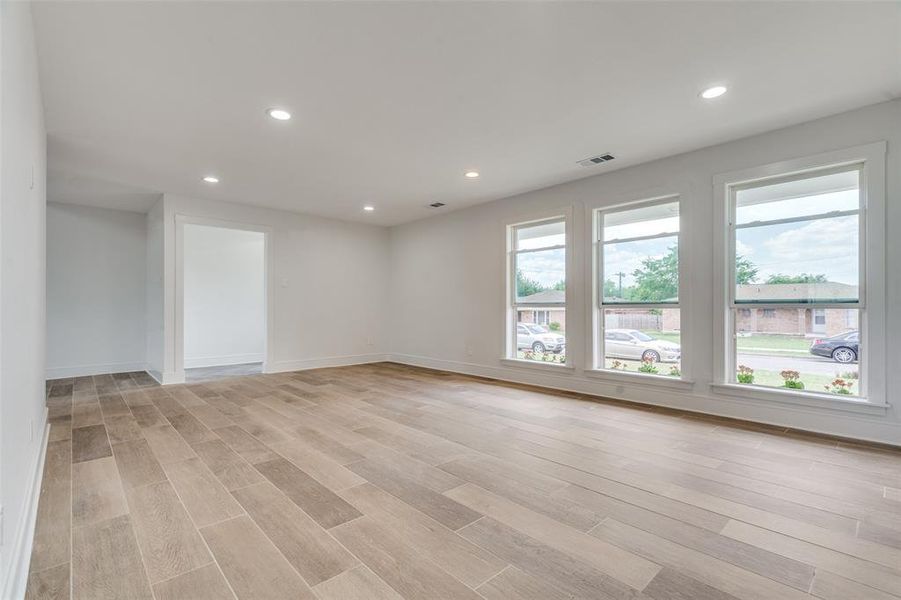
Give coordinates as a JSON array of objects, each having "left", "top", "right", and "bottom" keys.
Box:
[
  {"left": 500, "top": 357, "right": 575, "bottom": 372},
  {"left": 591, "top": 194, "right": 689, "bottom": 381},
  {"left": 710, "top": 383, "right": 889, "bottom": 416},
  {"left": 712, "top": 142, "right": 887, "bottom": 408},
  {"left": 504, "top": 207, "right": 574, "bottom": 368},
  {"left": 584, "top": 367, "right": 695, "bottom": 390}
]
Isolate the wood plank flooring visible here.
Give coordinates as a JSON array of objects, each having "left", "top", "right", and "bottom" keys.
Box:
[{"left": 26, "top": 363, "right": 901, "bottom": 600}]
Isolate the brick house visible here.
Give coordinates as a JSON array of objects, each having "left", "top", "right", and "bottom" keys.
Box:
[
  {"left": 522, "top": 283, "right": 858, "bottom": 337},
  {"left": 517, "top": 290, "right": 566, "bottom": 330},
  {"left": 661, "top": 282, "right": 858, "bottom": 336}
]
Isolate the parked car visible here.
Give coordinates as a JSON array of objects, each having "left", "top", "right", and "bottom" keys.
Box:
[
  {"left": 604, "top": 328, "right": 680, "bottom": 363},
  {"left": 809, "top": 330, "right": 859, "bottom": 363},
  {"left": 517, "top": 323, "right": 565, "bottom": 353}
]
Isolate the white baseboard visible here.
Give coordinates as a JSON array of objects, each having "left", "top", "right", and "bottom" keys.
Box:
[
  {"left": 45, "top": 361, "right": 148, "bottom": 379},
  {"left": 183, "top": 353, "right": 264, "bottom": 369},
  {"left": 1, "top": 416, "right": 50, "bottom": 600},
  {"left": 268, "top": 353, "right": 389, "bottom": 374},
  {"left": 152, "top": 353, "right": 386, "bottom": 385},
  {"left": 146, "top": 368, "right": 164, "bottom": 385},
  {"left": 147, "top": 369, "right": 185, "bottom": 386},
  {"left": 387, "top": 353, "right": 901, "bottom": 447}
]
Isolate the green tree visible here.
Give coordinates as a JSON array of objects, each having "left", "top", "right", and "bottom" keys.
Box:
[
  {"left": 602, "top": 278, "right": 620, "bottom": 299},
  {"left": 736, "top": 255, "right": 758, "bottom": 284},
  {"left": 630, "top": 246, "right": 678, "bottom": 302},
  {"left": 516, "top": 269, "right": 545, "bottom": 298},
  {"left": 628, "top": 248, "right": 759, "bottom": 300},
  {"left": 765, "top": 273, "right": 828, "bottom": 284},
  {"left": 553, "top": 280, "right": 566, "bottom": 291}
]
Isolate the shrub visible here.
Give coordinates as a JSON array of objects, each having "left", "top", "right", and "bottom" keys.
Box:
[
  {"left": 669, "top": 365, "right": 681, "bottom": 377},
  {"left": 824, "top": 378, "right": 854, "bottom": 395},
  {"left": 737, "top": 365, "right": 754, "bottom": 384},
  {"left": 638, "top": 357, "right": 659, "bottom": 374},
  {"left": 549, "top": 322, "right": 561, "bottom": 331},
  {"left": 780, "top": 370, "right": 805, "bottom": 390},
  {"left": 839, "top": 370, "right": 859, "bottom": 380}
]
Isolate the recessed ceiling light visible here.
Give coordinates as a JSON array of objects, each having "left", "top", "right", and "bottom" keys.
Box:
[
  {"left": 202, "top": 175, "right": 220, "bottom": 184},
  {"left": 363, "top": 205, "right": 375, "bottom": 212},
  {"left": 267, "top": 108, "right": 292, "bottom": 121},
  {"left": 464, "top": 171, "right": 480, "bottom": 178},
  {"left": 700, "top": 85, "right": 727, "bottom": 99}
]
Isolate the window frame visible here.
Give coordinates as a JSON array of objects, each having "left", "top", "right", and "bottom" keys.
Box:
[
  {"left": 505, "top": 213, "right": 570, "bottom": 367},
  {"left": 730, "top": 163, "right": 864, "bottom": 308},
  {"left": 593, "top": 195, "right": 686, "bottom": 379},
  {"left": 712, "top": 142, "right": 887, "bottom": 408}
]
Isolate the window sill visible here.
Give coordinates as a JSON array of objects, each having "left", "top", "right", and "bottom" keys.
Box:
[
  {"left": 584, "top": 368, "right": 695, "bottom": 390},
  {"left": 709, "top": 383, "right": 889, "bottom": 416},
  {"left": 500, "top": 358, "right": 575, "bottom": 372}
]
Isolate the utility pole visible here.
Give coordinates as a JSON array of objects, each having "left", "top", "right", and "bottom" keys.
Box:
[{"left": 616, "top": 271, "right": 625, "bottom": 298}]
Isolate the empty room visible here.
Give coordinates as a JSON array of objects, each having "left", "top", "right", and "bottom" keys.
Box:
[{"left": 1, "top": 1, "right": 899, "bottom": 599}]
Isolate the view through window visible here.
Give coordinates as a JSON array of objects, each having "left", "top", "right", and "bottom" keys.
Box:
[
  {"left": 730, "top": 167, "right": 862, "bottom": 396},
  {"left": 598, "top": 199, "right": 682, "bottom": 377},
  {"left": 511, "top": 218, "right": 566, "bottom": 363}
]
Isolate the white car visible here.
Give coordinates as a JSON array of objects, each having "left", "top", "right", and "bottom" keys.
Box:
[
  {"left": 517, "top": 323, "right": 565, "bottom": 353},
  {"left": 604, "top": 328, "right": 680, "bottom": 363}
]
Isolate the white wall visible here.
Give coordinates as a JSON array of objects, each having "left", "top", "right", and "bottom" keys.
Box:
[
  {"left": 156, "top": 194, "right": 390, "bottom": 383},
  {"left": 145, "top": 196, "right": 166, "bottom": 379},
  {"left": 0, "top": 1, "right": 48, "bottom": 596},
  {"left": 46, "top": 203, "right": 146, "bottom": 377},
  {"left": 183, "top": 224, "right": 264, "bottom": 368},
  {"left": 388, "top": 99, "right": 901, "bottom": 446}
]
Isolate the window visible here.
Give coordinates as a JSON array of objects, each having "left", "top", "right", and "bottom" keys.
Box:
[
  {"left": 596, "top": 199, "right": 682, "bottom": 377},
  {"left": 509, "top": 218, "right": 566, "bottom": 363},
  {"left": 728, "top": 166, "right": 864, "bottom": 397}
]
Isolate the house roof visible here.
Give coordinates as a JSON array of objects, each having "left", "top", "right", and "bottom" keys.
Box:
[{"left": 519, "top": 289, "right": 565, "bottom": 304}]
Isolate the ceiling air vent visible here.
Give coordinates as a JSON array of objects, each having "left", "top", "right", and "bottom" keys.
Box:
[
  {"left": 429, "top": 202, "right": 446, "bottom": 208},
  {"left": 577, "top": 153, "right": 616, "bottom": 167}
]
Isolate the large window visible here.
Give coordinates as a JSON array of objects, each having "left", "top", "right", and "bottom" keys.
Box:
[
  {"left": 596, "top": 199, "right": 682, "bottom": 377},
  {"left": 509, "top": 218, "right": 566, "bottom": 364},
  {"left": 727, "top": 166, "right": 864, "bottom": 397}
]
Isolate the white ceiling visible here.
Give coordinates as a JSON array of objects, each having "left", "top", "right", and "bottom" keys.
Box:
[{"left": 33, "top": 1, "right": 901, "bottom": 225}]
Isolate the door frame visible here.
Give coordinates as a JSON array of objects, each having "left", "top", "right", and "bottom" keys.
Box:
[{"left": 174, "top": 214, "right": 274, "bottom": 382}]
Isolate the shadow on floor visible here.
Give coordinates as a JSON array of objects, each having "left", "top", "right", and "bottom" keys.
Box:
[{"left": 184, "top": 362, "right": 263, "bottom": 383}]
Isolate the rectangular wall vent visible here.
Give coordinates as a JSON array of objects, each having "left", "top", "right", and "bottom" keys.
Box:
[
  {"left": 577, "top": 153, "right": 615, "bottom": 167},
  {"left": 429, "top": 202, "right": 446, "bottom": 208}
]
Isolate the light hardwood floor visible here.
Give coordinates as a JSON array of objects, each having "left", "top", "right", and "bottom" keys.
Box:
[{"left": 26, "top": 363, "right": 901, "bottom": 600}]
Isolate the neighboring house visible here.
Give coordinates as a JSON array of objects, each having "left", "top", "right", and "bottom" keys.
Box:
[
  {"left": 517, "top": 289, "right": 566, "bottom": 330},
  {"left": 523, "top": 283, "right": 858, "bottom": 337},
  {"left": 662, "top": 282, "right": 858, "bottom": 336}
]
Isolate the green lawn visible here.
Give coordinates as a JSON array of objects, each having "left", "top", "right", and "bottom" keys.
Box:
[
  {"left": 601, "top": 360, "right": 859, "bottom": 395},
  {"left": 737, "top": 369, "right": 860, "bottom": 396},
  {"left": 604, "top": 358, "right": 681, "bottom": 376}
]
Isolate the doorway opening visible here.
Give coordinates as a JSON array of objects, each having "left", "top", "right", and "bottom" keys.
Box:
[{"left": 180, "top": 222, "right": 267, "bottom": 383}]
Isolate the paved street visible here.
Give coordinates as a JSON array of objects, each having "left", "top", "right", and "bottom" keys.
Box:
[{"left": 735, "top": 353, "right": 858, "bottom": 376}]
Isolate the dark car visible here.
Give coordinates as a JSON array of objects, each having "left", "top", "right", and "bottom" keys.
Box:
[{"left": 809, "top": 330, "right": 859, "bottom": 363}]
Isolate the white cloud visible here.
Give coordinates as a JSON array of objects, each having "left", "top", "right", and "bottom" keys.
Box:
[{"left": 750, "top": 216, "right": 859, "bottom": 284}]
